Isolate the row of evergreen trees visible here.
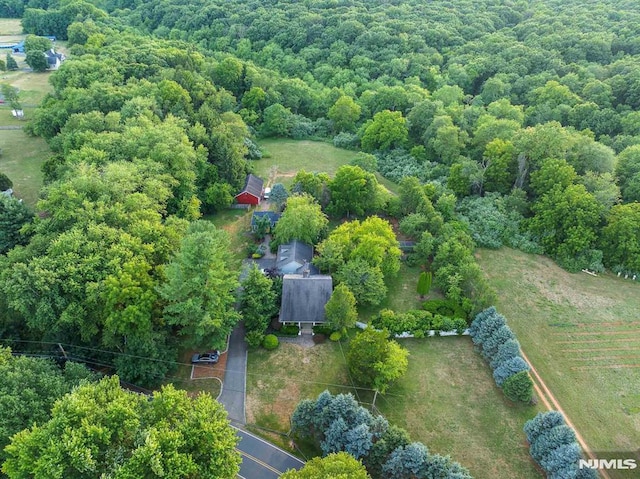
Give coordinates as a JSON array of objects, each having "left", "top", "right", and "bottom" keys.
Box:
[
  {"left": 524, "top": 411, "right": 598, "bottom": 479},
  {"left": 469, "top": 307, "right": 533, "bottom": 402},
  {"left": 291, "top": 390, "right": 472, "bottom": 479}
]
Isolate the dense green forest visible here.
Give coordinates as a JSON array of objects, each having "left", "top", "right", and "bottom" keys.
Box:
[{"left": 1, "top": 0, "right": 640, "bottom": 386}]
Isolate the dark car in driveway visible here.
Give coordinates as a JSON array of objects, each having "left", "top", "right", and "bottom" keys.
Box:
[{"left": 191, "top": 350, "right": 220, "bottom": 364}]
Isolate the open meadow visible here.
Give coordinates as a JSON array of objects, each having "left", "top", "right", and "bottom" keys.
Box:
[
  {"left": 255, "top": 138, "right": 397, "bottom": 192},
  {"left": 477, "top": 248, "right": 640, "bottom": 454},
  {"left": 0, "top": 129, "right": 48, "bottom": 204}
]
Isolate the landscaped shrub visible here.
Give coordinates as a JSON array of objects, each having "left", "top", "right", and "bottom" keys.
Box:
[
  {"left": 329, "top": 331, "right": 342, "bottom": 341},
  {"left": 262, "top": 334, "right": 279, "bottom": 350},
  {"left": 279, "top": 324, "right": 300, "bottom": 336},
  {"left": 313, "top": 324, "right": 333, "bottom": 336},
  {"left": 0, "top": 172, "right": 12, "bottom": 191},
  {"left": 422, "top": 298, "right": 468, "bottom": 320},
  {"left": 502, "top": 370, "right": 534, "bottom": 402},
  {"left": 492, "top": 356, "right": 530, "bottom": 386},
  {"left": 371, "top": 309, "right": 466, "bottom": 336},
  {"left": 245, "top": 330, "right": 265, "bottom": 348}
]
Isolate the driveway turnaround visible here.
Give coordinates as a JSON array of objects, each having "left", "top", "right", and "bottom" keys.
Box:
[
  {"left": 218, "top": 322, "right": 247, "bottom": 424},
  {"left": 234, "top": 427, "right": 305, "bottom": 478}
]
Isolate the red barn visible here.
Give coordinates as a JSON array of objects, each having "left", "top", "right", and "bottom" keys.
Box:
[{"left": 235, "top": 174, "right": 264, "bottom": 205}]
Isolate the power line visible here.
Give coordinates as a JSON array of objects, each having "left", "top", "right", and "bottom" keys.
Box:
[{"left": 3, "top": 339, "right": 405, "bottom": 397}]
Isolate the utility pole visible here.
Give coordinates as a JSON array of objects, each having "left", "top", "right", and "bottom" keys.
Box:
[{"left": 58, "top": 343, "right": 68, "bottom": 359}]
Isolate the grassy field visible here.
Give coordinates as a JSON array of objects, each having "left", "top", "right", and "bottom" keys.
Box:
[
  {"left": 373, "top": 337, "right": 541, "bottom": 479},
  {"left": 255, "top": 139, "right": 356, "bottom": 187},
  {"left": 0, "top": 129, "right": 49, "bottom": 204},
  {"left": 0, "top": 18, "right": 56, "bottom": 105},
  {"left": 246, "top": 340, "right": 355, "bottom": 451},
  {"left": 477, "top": 247, "right": 640, "bottom": 453},
  {"left": 246, "top": 336, "right": 542, "bottom": 479},
  {"left": 255, "top": 139, "right": 396, "bottom": 192},
  {"left": 0, "top": 18, "right": 22, "bottom": 35}
]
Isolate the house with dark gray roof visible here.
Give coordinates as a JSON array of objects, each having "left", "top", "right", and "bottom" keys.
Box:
[
  {"left": 279, "top": 274, "right": 333, "bottom": 329},
  {"left": 251, "top": 211, "right": 281, "bottom": 232},
  {"left": 276, "top": 240, "right": 319, "bottom": 275},
  {"left": 235, "top": 174, "right": 264, "bottom": 205},
  {"left": 44, "top": 49, "right": 65, "bottom": 70}
]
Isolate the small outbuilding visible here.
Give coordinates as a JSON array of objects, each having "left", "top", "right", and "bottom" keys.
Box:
[
  {"left": 235, "top": 174, "right": 264, "bottom": 205},
  {"left": 279, "top": 274, "right": 333, "bottom": 330}
]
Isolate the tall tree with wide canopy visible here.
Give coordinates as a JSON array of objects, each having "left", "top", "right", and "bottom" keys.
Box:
[
  {"left": 157, "top": 221, "right": 240, "bottom": 350},
  {"left": 0, "top": 348, "right": 97, "bottom": 466},
  {"left": 328, "top": 165, "right": 379, "bottom": 218},
  {"left": 347, "top": 327, "right": 408, "bottom": 393},
  {"left": 2, "top": 376, "right": 241, "bottom": 479},
  {"left": 273, "top": 193, "right": 328, "bottom": 245}
]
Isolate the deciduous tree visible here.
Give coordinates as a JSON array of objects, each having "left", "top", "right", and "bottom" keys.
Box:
[
  {"left": 324, "top": 283, "right": 357, "bottom": 333},
  {"left": 360, "top": 110, "right": 408, "bottom": 152},
  {"left": 157, "top": 221, "right": 240, "bottom": 349},
  {"left": 2, "top": 377, "right": 241, "bottom": 479},
  {"left": 347, "top": 327, "right": 408, "bottom": 393},
  {"left": 328, "top": 95, "right": 361, "bottom": 132},
  {"left": 273, "top": 193, "right": 328, "bottom": 245},
  {"left": 240, "top": 264, "right": 278, "bottom": 336},
  {"left": 281, "top": 452, "right": 371, "bottom": 479}
]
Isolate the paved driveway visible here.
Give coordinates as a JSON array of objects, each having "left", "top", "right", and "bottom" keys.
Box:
[
  {"left": 234, "top": 427, "right": 304, "bottom": 478},
  {"left": 218, "top": 322, "right": 247, "bottom": 424}
]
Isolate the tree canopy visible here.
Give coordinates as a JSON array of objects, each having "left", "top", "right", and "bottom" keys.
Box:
[{"left": 2, "top": 376, "right": 241, "bottom": 479}]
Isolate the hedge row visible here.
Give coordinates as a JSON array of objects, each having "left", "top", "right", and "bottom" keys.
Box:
[
  {"left": 371, "top": 309, "right": 468, "bottom": 337},
  {"left": 469, "top": 307, "right": 534, "bottom": 402},
  {"left": 524, "top": 412, "right": 598, "bottom": 479}
]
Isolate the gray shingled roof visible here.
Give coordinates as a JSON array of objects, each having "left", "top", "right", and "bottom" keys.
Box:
[
  {"left": 279, "top": 274, "right": 333, "bottom": 324},
  {"left": 276, "top": 240, "right": 318, "bottom": 274},
  {"left": 236, "top": 173, "right": 264, "bottom": 199}
]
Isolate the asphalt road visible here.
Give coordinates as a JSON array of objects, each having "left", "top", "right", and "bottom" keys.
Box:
[
  {"left": 234, "top": 427, "right": 305, "bottom": 478},
  {"left": 218, "top": 322, "right": 247, "bottom": 424},
  {"left": 219, "top": 323, "right": 305, "bottom": 477}
]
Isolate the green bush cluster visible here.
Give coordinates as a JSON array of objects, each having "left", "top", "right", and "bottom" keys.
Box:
[
  {"left": 262, "top": 334, "right": 279, "bottom": 350},
  {"left": 371, "top": 309, "right": 467, "bottom": 336},
  {"left": 422, "top": 298, "right": 469, "bottom": 320},
  {"left": 278, "top": 324, "right": 300, "bottom": 336}
]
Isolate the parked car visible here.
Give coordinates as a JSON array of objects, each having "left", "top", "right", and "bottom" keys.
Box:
[{"left": 191, "top": 350, "right": 220, "bottom": 364}]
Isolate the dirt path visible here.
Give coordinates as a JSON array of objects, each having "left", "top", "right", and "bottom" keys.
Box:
[{"left": 520, "top": 350, "right": 612, "bottom": 479}]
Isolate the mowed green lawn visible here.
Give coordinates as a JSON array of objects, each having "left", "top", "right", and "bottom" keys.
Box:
[
  {"left": 0, "top": 129, "right": 49, "bottom": 204},
  {"left": 254, "top": 139, "right": 396, "bottom": 192},
  {"left": 246, "top": 337, "right": 542, "bottom": 479},
  {"left": 478, "top": 247, "right": 640, "bottom": 452},
  {"left": 374, "top": 337, "right": 541, "bottom": 479}
]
